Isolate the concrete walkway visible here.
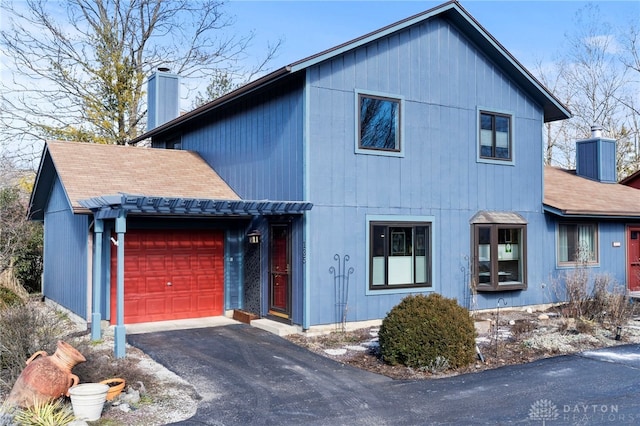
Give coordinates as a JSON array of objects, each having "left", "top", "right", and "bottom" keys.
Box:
[{"left": 128, "top": 325, "right": 640, "bottom": 425}]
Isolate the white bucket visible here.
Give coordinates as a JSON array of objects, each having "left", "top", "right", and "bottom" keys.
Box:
[{"left": 68, "top": 383, "right": 109, "bottom": 421}]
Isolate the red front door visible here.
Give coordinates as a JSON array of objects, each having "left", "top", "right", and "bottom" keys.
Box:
[
  {"left": 628, "top": 227, "right": 640, "bottom": 292},
  {"left": 110, "top": 229, "right": 224, "bottom": 324},
  {"left": 269, "top": 224, "right": 291, "bottom": 319}
]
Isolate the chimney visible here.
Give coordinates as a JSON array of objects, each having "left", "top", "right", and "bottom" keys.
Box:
[
  {"left": 147, "top": 68, "right": 180, "bottom": 131},
  {"left": 575, "top": 125, "right": 617, "bottom": 183},
  {"left": 591, "top": 125, "right": 603, "bottom": 138}
]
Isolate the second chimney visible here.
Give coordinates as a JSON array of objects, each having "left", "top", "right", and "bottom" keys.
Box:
[
  {"left": 576, "top": 125, "right": 617, "bottom": 183},
  {"left": 147, "top": 68, "right": 180, "bottom": 131}
]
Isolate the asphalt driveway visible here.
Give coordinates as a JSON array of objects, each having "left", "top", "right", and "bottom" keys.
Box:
[{"left": 128, "top": 325, "right": 640, "bottom": 425}]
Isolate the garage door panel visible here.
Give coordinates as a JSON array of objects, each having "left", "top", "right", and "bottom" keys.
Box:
[
  {"left": 144, "top": 277, "right": 168, "bottom": 294},
  {"left": 145, "top": 255, "right": 168, "bottom": 271},
  {"left": 111, "top": 229, "right": 224, "bottom": 324},
  {"left": 171, "top": 296, "right": 194, "bottom": 314},
  {"left": 145, "top": 297, "right": 169, "bottom": 315},
  {"left": 197, "top": 274, "right": 217, "bottom": 290}
]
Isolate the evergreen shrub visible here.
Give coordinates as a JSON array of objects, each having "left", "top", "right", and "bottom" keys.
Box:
[{"left": 378, "top": 293, "right": 476, "bottom": 370}]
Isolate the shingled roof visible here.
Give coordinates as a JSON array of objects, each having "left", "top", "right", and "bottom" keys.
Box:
[
  {"left": 544, "top": 166, "right": 640, "bottom": 218},
  {"left": 29, "top": 141, "right": 239, "bottom": 220}
]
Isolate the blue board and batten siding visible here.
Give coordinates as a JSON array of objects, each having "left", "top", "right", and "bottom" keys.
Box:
[
  {"left": 542, "top": 217, "right": 628, "bottom": 293},
  {"left": 44, "top": 176, "right": 89, "bottom": 318},
  {"left": 576, "top": 138, "right": 618, "bottom": 183},
  {"left": 160, "top": 78, "right": 307, "bottom": 321},
  {"left": 304, "top": 16, "right": 548, "bottom": 325},
  {"left": 169, "top": 77, "right": 306, "bottom": 202}
]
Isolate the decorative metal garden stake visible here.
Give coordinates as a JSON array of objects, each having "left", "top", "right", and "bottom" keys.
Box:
[
  {"left": 495, "top": 298, "right": 507, "bottom": 357},
  {"left": 330, "top": 254, "right": 354, "bottom": 332}
]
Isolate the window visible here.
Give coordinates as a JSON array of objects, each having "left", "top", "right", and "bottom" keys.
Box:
[
  {"left": 357, "top": 92, "right": 401, "bottom": 154},
  {"left": 166, "top": 138, "right": 182, "bottom": 150},
  {"left": 479, "top": 111, "right": 511, "bottom": 161},
  {"left": 370, "top": 222, "right": 431, "bottom": 290},
  {"left": 558, "top": 223, "right": 598, "bottom": 265},
  {"left": 472, "top": 213, "right": 527, "bottom": 291}
]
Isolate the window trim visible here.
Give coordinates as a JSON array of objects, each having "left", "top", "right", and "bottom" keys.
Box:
[
  {"left": 472, "top": 223, "right": 527, "bottom": 292},
  {"left": 556, "top": 222, "right": 600, "bottom": 267},
  {"left": 476, "top": 107, "right": 515, "bottom": 165},
  {"left": 365, "top": 215, "right": 435, "bottom": 295},
  {"left": 355, "top": 90, "right": 405, "bottom": 158}
]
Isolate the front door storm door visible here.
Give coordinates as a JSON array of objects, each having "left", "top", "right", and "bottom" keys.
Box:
[
  {"left": 269, "top": 224, "right": 291, "bottom": 319},
  {"left": 628, "top": 227, "right": 640, "bottom": 292}
]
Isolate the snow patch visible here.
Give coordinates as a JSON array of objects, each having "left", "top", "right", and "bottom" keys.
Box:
[
  {"left": 583, "top": 350, "right": 640, "bottom": 362},
  {"left": 324, "top": 348, "right": 347, "bottom": 356}
]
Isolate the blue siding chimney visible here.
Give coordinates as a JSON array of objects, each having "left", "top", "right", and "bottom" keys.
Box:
[
  {"left": 576, "top": 126, "right": 617, "bottom": 183},
  {"left": 147, "top": 69, "right": 180, "bottom": 131}
]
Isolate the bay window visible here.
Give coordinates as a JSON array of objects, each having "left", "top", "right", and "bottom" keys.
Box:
[{"left": 472, "top": 212, "right": 527, "bottom": 291}]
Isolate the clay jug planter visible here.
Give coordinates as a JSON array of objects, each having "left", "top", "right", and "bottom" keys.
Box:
[
  {"left": 6, "top": 340, "right": 86, "bottom": 408},
  {"left": 100, "top": 377, "right": 126, "bottom": 401}
]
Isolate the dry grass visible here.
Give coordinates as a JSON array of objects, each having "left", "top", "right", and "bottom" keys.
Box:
[{"left": 0, "top": 300, "right": 197, "bottom": 425}]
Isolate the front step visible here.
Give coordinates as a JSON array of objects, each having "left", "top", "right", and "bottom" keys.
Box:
[{"left": 251, "top": 318, "right": 298, "bottom": 336}]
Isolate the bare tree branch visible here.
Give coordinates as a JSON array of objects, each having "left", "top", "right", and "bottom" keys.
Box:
[{"left": 0, "top": 0, "right": 280, "bottom": 154}]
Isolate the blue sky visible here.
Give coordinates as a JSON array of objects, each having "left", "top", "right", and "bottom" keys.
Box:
[{"left": 224, "top": 1, "right": 638, "bottom": 73}]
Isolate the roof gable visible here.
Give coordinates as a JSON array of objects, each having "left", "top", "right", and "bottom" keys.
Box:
[
  {"left": 29, "top": 141, "right": 239, "bottom": 220},
  {"left": 132, "top": 1, "right": 570, "bottom": 144}
]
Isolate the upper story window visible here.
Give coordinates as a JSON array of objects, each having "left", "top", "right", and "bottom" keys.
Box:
[
  {"left": 479, "top": 111, "right": 512, "bottom": 162},
  {"left": 369, "top": 221, "right": 431, "bottom": 290},
  {"left": 558, "top": 223, "right": 598, "bottom": 265},
  {"left": 355, "top": 91, "right": 404, "bottom": 157}
]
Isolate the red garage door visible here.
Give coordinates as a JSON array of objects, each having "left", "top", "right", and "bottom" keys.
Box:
[{"left": 110, "top": 229, "right": 224, "bottom": 324}]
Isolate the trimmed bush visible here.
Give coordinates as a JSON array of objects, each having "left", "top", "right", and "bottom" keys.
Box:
[{"left": 378, "top": 294, "right": 476, "bottom": 370}]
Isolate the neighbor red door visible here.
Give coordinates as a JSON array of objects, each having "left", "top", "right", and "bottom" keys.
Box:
[
  {"left": 628, "top": 227, "right": 640, "bottom": 292},
  {"left": 110, "top": 229, "right": 224, "bottom": 324}
]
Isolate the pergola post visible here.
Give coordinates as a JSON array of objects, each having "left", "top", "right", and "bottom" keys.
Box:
[
  {"left": 90, "top": 219, "right": 104, "bottom": 341},
  {"left": 114, "top": 211, "right": 127, "bottom": 358}
]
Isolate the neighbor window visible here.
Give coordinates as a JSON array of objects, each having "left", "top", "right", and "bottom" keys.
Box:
[
  {"left": 479, "top": 111, "right": 511, "bottom": 161},
  {"left": 370, "top": 222, "right": 431, "bottom": 290},
  {"left": 558, "top": 223, "right": 598, "bottom": 265},
  {"left": 358, "top": 93, "right": 401, "bottom": 152},
  {"left": 473, "top": 223, "right": 526, "bottom": 291}
]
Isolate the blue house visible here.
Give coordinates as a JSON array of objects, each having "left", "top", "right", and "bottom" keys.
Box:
[{"left": 29, "top": 1, "right": 639, "bottom": 355}]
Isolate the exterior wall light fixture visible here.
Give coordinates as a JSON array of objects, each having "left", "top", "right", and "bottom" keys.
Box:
[{"left": 247, "top": 230, "right": 261, "bottom": 244}]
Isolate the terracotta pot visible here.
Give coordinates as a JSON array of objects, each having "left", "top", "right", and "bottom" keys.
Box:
[
  {"left": 100, "top": 378, "right": 126, "bottom": 401},
  {"left": 6, "top": 340, "right": 86, "bottom": 408}
]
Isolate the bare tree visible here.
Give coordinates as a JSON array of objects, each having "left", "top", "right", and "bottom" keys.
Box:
[
  {"left": 534, "top": 3, "right": 639, "bottom": 177},
  {"left": 0, "top": 0, "right": 280, "bottom": 154},
  {"left": 192, "top": 38, "right": 282, "bottom": 108},
  {"left": 616, "top": 17, "right": 640, "bottom": 175}
]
